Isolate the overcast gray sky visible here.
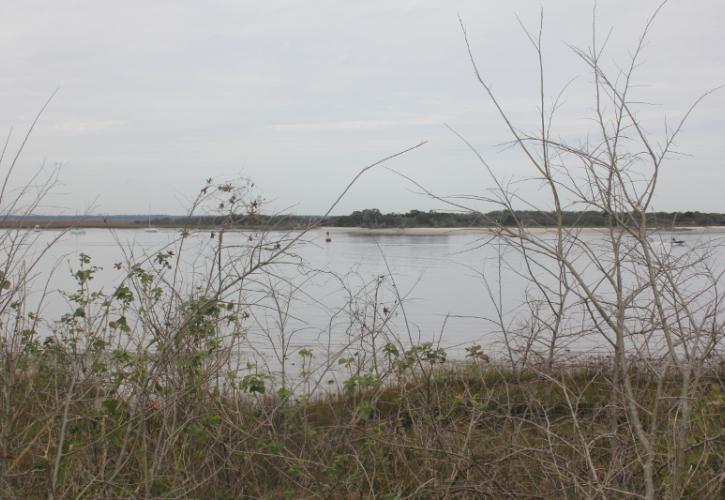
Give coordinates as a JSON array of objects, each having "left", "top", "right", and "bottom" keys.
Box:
[{"left": 1, "top": 0, "right": 723, "bottom": 215}]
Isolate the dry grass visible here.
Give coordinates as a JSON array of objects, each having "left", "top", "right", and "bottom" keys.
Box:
[{"left": 1, "top": 353, "right": 723, "bottom": 499}]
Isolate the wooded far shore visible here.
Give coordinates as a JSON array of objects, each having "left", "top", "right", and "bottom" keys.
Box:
[{"left": 3, "top": 209, "right": 725, "bottom": 230}]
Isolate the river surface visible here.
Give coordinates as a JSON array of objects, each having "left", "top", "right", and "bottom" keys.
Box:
[{"left": 7, "top": 227, "right": 724, "bottom": 376}]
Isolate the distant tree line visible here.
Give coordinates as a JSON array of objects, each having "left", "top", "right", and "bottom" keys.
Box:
[
  {"left": 330, "top": 209, "right": 725, "bottom": 228},
  {"left": 143, "top": 209, "right": 725, "bottom": 229}
]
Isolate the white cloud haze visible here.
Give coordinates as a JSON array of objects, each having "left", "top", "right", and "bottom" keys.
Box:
[{"left": 1, "top": 0, "right": 723, "bottom": 215}]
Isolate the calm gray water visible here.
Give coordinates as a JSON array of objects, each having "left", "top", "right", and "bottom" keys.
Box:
[
  {"left": 8, "top": 227, "right": 723, "bottom": 371},
  {"left": 19, "top": 228, "right": 507, "bottom": 351}
]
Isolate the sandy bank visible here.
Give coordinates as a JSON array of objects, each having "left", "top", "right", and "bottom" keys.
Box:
[{"left": 320, "top": 226, "right": 725, "bottom": 236}]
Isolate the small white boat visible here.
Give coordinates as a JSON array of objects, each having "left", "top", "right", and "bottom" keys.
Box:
[
  {"left": 144, "top": 209, "right": 158, "bottom": 232},
  {"left": 671, "top": 237, "right": 685, "bottom": 246},
  {"left": 33, "top": 225, "right": 40, "bottom": 232}
]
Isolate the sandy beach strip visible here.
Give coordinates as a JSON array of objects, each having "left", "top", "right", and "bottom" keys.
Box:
[{"left": 319, "top": 226, "right": 725, "bottom": 236}]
